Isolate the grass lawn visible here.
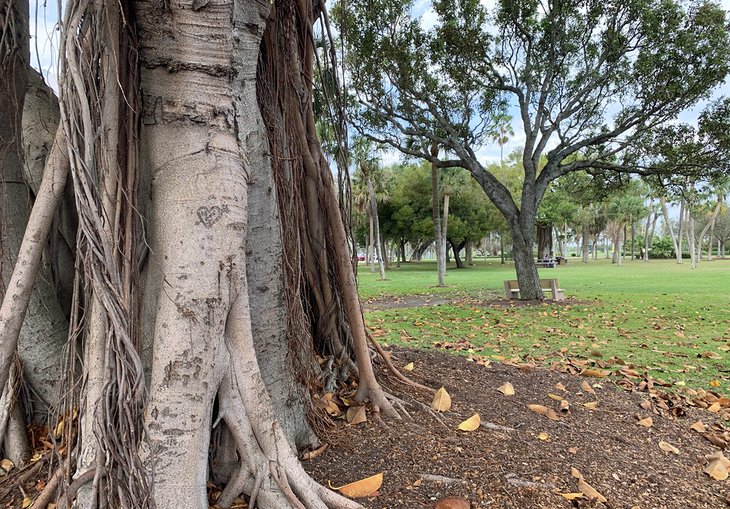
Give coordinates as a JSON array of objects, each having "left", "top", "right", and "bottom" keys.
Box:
[{"left": 358, "top": 257, "right": 730, "bottom": 396}]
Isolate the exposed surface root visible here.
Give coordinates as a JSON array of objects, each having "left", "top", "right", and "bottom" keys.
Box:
[
  {"left": 386, "top": 392, "right": 448, "bottom": 429},
  {"left": 367, "top": 331, "right": 435, "bottom": 394}
]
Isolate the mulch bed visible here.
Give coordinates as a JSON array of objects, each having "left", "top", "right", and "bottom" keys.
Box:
[{"left": 305, "top": 347, "right": 730, "bottom": 509}]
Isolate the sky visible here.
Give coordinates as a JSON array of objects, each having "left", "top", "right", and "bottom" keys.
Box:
[{"left": 32, "top": 0, "right": 730, "bottom": 168}]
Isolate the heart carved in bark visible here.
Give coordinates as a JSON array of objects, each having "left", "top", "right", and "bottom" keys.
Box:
[{"left": 196, "top": 205, "right": 227, "bottom": 228}]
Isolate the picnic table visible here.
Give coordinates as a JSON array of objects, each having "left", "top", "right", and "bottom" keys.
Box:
[{"left": 536, "top": 257, "right": 557, "bottom": 268}]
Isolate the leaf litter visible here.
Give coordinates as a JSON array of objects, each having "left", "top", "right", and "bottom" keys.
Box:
[{"left": 304, "top": 347, "right": 730, "bottom": 509}]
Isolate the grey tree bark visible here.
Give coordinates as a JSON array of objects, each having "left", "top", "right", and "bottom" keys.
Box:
[{"left": 430, "top": 144, "right": 445, "bottom": 286}]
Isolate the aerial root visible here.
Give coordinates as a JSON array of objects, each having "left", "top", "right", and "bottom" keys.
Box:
[
  {"left": 247, "top": 464, "right": 266, "bottom": 509},
  {"left": 216, "top": 376, "right": 365, "bottom": 509},
  {"left": 269, "top": 462, "right": 306, "bottom": 509},
  {"left": 217, "top": 462, "right": 252, "bottom": 507}
]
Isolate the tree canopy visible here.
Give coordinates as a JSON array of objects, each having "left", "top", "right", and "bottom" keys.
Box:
[{"left": 341, "top": 0, "right": 730, "bottom": 298}]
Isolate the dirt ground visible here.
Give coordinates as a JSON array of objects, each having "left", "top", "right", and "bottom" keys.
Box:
[{"left": 305, "top": 347, "right": 730, "bottom": 509}]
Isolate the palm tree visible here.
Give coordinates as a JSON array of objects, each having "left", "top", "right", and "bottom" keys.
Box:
[
  {"left": 492, "top": 114, "right": 514, "bottom": 167},
  {"left": 352, "top": 137, "right": 388, "bottom": 279}
]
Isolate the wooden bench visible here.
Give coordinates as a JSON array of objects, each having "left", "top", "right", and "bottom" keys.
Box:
[{"left": 503, "top": 279, "right": 565, "bottom": 301}]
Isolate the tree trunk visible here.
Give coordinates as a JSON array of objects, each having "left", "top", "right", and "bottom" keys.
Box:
[
  {"left": 536, "top": 223, "right": 552, "bottom": 259},
  {"left": 367, "top": 176, "right": 386, "bottom": 280},
  {"left": 368, "top": 211, "right": 375, "bottom": 272},
  {"left": 430, "top": 144, "right": 445, "bottom": 286},
  {"left": 499, "top": 233, "right": 505, "bottom": 264},
  {"left": 581, "top": 225, "right": 590, "bottom": 263},
  {"left": 507, "top": 213, "right": 543, "bottom": 300},
  {"left": 700, "top": 195, "right": 722, "bottom": 262},
  {"left": 449, "top": 240, "right": 466, "bottom": 268},
  {"left": 677, "top": 198, "right": 686, "bottom": 263},
  {"left": 465, "top": 241, "right": 473, "bottom": 266},
  {"left": 643, "top": 199, "right": 654, "bottom": 261},
  {"left": 24, "top": 0, "right": 394, "bottom": 507}
]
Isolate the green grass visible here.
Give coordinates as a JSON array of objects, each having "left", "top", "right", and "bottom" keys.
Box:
[{"left": 358, "top": 257, "right": 730, "bottom": 394}]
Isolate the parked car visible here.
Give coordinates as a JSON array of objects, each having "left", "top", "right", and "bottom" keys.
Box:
[{"left": 357, "top": 253, "right": 366, "bottom": 261}]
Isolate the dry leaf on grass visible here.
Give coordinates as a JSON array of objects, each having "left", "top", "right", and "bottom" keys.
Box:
[
  {"left": 0, "top": 459, "right": 13, "bottom": 472},
  {"left": 700, "top": 351, "right": 722, "bottom": 359},
  {"left": 497, "top": 382, "right": 515, "bottom": 396},
  {"left": 547, "top": 393, "right": 563, "bottom": 401},
  {"left": 582, "top": 401, "right": 599, "bottom": 410},
  {"left": 528, "top": 404, "right": 560, "bottom": 420},
  {"left": 330, "top": 472, "right": 384, "bottom": 498},
  {"left": 538, "top": 432, "right": 550, "bottom": 441},
  {"left": 559, "top": 399, "right": 570, "bottom": 414},
  {"left": 707, "top": 402, "right": 721, "bottom": 413},
  {"left": 580, "top": 369, "right": 608, "bottom": 378},
  {"left": 403, "top": 362, "right": 414, "bottom": 371},
  {"left": 457, "top": 414, "right": 480, "bottom": 432},
  {"left": 431, "top": 387, "right": 452, "bottom": 412},
  {"left": 658, "top": 441, "right": 680, "bottom": 455},
  {"left": 555, "top": 382, "right": 567, "bottom": 392}
]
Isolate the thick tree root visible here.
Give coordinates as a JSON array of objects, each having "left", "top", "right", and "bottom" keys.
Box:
[{"left": 212, "top": 294, "right": 365, "bottom": 509}]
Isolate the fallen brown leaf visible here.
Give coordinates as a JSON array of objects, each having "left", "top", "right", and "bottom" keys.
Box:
[
  {"left": 558, "top": 493, "right": 584, "bottom": 501},
  {"left": 559, "top": 399, "right": 570, "bottom": 414},
  {"left": 704, "top": 459, "right": 729, "bottom": 481},
  {"left": 690, "top": 420, "right": 707, "bottom": 433},
  {"left": 637, "top": 416, "right": 653, "bottom": 428},
  {"left": 457, "top": 414, "right": 480, "bottom": 432},
  {"left": 658, "top": 441, "right": 680, "bottom": 455},
  {"left": 434, "top": 497, "right": 470, "bottom": 509},
  {"left": 580, "top": 369, "right": 608, "bottom": 378},
  {"left": 498, "top": 382, "right": 515, "bottom": 396},
  {"left": 431, "top": 387, "right": 452, "bottom": 412},
  {"left": 330, "top": 472, "right": 384, "bottom": 498},
  {"left": 528, "top": 404, "right": 559, "bottom": 420},
  {"left": 581, "top": 380, "right": 596, "bottom": 396},
  {"left": 578, "top": 478, "right": 608, "bottom": 503},
  {"left": 302, "top": 443, "right": 329, "bottom": 460},
  {"left": 346, "top": 406, "right": 367, "bottom": 425}
]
